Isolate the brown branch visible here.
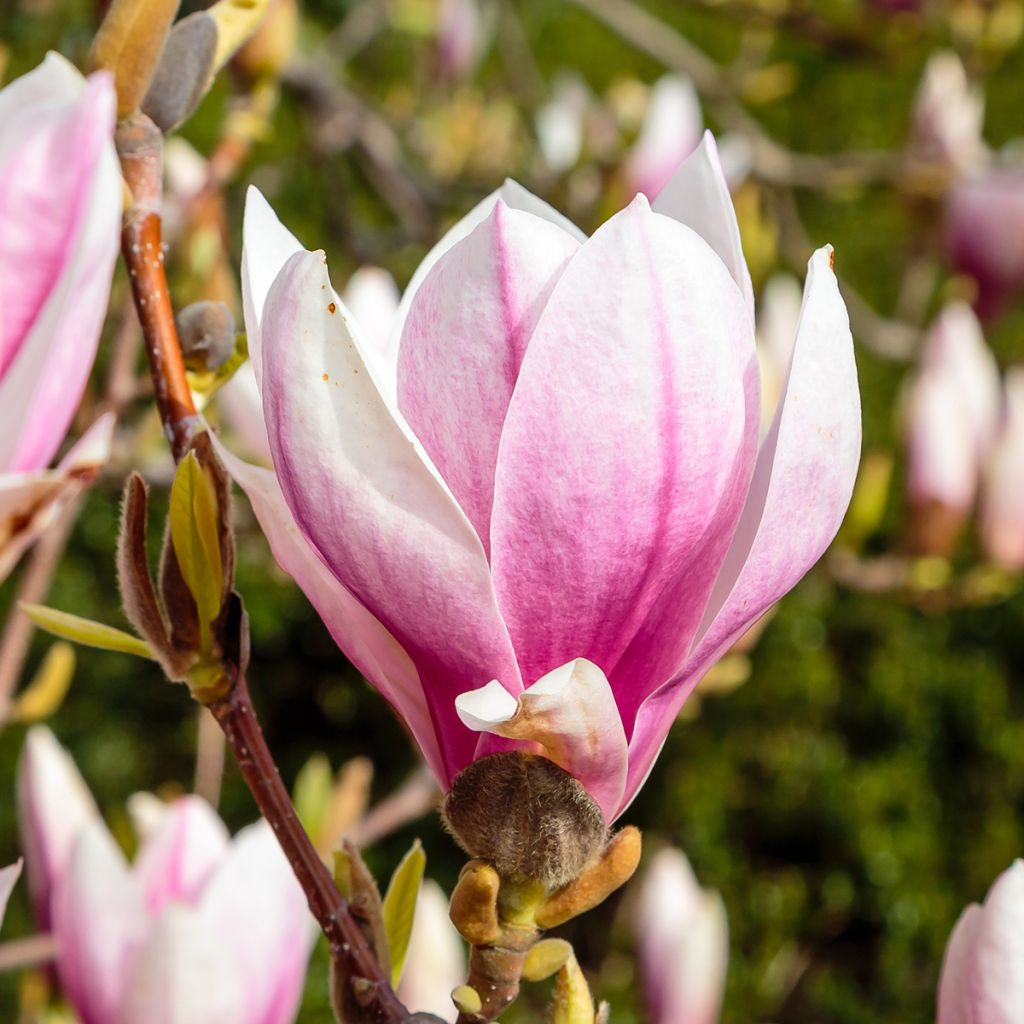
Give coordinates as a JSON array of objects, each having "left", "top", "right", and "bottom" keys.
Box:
[
  {"left": 0, "top": 934, "right": 57, "bottom": 973},
  {"left": 208, "top": 672, "right": 415, "bottom": 1024}
]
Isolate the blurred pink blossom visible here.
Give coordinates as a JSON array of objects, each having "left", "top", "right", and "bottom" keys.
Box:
[
  {"left": 756, "top": 274, "right": 803, "bottom": 431},
  {"left": 937, "top": 860, "right": 1024, "bottom": 1024},
  {"left": 911, "top": 52, "right": 985, "bottom": 174},
  {"left": 0, "top": 861, "right": 21, "bottom": 931},
  {"left": 219, "top": 132, "right": 860, "bottom": 820},
  {"left": 397, "top": 880, "right": 465, "bottom": 1022},
  {"left": 624, "top": 74, "right": 704, "bottom": 201},
  {"left": 980, "top": 369, "right": 1024, "bottom": 570},
  {"left": 635, "top": 848, "right": 728, "bottom": 1024},
  {"left": 436, "top": 0, "right": 490, "bottom": 82},
  {"left": 0, "top": 53, "right": 121, "bottom": 582},
  {"left": 18, "top": 727, "right": 313, "bottom": 1024}
]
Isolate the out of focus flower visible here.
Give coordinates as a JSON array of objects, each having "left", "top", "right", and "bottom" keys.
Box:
[
  {"left": 435, "top": 0, "right": 490, "bottom": 82},
  {"left": 937, "top": 859, "right": 1024, "bottom": 1023},
  {"left": 397, "top": 880, "right": 465, "bottom": 1022},
  {"left": 904, "top": 303, "right": 999, "bottom": 554},
  {"left": 756, "top": 274, "right": 803, "bottom": 430},
  {"left": 635, "top": 849, "right": 727, "bottom": 1024},
  {"left": 624, "top": 74, "right": 703, "bottom": 201},
  {"left": 946, "top": 167, "right": 1024, "bottom": 319},
  {"left": 0, "top": 53, "right": 120, "bottom": 582},
  {"left": 0, "top": 861, "right": 21, "bottom": 931},
  {"left": 535, "top": 74, "right": 591, "bottom": 175},
  {"left": 911, "top": 52, "right": 986, "bottom": 174},
  {"left": 18, "top": 727, "right": 313, "bottom": 1024},
  {"left": 219, "top": 132, "right": 860, "bottom": 822},
  {"left": 981, "top": 368, "right": 1024, "bottom": 569}
]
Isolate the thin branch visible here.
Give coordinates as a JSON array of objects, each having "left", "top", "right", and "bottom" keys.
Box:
[
  {"left": 350, "top": 764, "right": 439, "bottom": 848},
  {"left": 193, "top": 706, "right": 226, "bottom": 807},
  {"left": 0, "top": 934, "right": 57, "bottom": 973}
]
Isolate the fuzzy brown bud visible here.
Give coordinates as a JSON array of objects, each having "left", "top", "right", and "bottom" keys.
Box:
[
  {"left": 443, "top": 752, "right": 607, "bottom": 891},
  {"left": 176, "top": 301, "right": 237, "bottom": 372}
]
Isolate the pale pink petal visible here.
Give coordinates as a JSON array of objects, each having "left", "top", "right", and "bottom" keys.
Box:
[
  {"left": 0, "top": 860, "right": 21, "bottom": 930},
  {"left": 17, "top": 726, "right": 100, "bottom": 930},
  {"left": 652, "top": 131, "right": 754, "bottom": 319},
  {"left": 118, "top": 906, "right": 245, "bottom": 1024},
  {"left": 0, "top": 61, "right": 119, "bottom": 472},
  {"left": 261, "top": 248, "right": 522, "bottom": 782},
  {"left": 126, "top": 793, "right": 171, "bottom": 842},
  {"left": 456, "top": 658, "right": 629, "bottom": 820},
  {"left": 385, "top": 179, "right": 586, "bottom": 370},
  {"left": 756, "top": 274, "right": 803, "bottom": 430},
  {"left": 0, "top": 413, "right": 115, "bottom": 584},
  {"left": 53, "top": 821, "right": 147, "bottom": 1024},
  {"left": 198, "top": 821, "right": 313, "bottom": 1024},
  {"left": 626, "top": 246, "right": 859, "bottom": 806},
  {"left": 937, "top": 904, "right": 982, "bottom": 1024},
  {"left": 490, "top": 197, "right": 757, "bottom": 733},
  {"left": 981, "top": 369, "right": 1024, "bottom": 569},
  {"left": 625, "top": 74, "right": 703, "bottom": 202},
  {"left": 969, "top": 860, "right": 1024, "bottom": 1024},
  {"left": 132, "top": 796, "right": 230, "bottom": 916},
  {"left": 911, "top": 52, "right": 985, "bottom": 174},
  {"left": 211, "top": 435, "right": 446, "bottom": 782},
  {"left": 397, "top": 201, "right": 578, "bottom": 550},
  {"left": 342, "top": 266, "right": 400, "bottom": 355},
  {"left": 217, "top": 363, "right": 273, "bottom": 464},
  {"left": 397, "top": 880, "right": 465, "bottom": 1023}
]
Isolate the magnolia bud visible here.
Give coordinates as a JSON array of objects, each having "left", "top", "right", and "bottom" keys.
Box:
[
  {"left": 176, "top": 301, "right": 237, "bottom": 372},
  {"left": 443, "top": 752, "right": 607, "bottom": 890}
]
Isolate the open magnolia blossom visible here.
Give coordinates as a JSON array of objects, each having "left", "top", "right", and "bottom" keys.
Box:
[
  {"left": 217, "top": 130, "right": 860, "bottom": 822},
  {"left": 17, "top": 728, "right": 313, "bottom": 1024},
  {"left": 938, "top": 860, "right": 1024, "bottom": 1024},
  {"left": 635, "top": 849, "right": 727, "bottom": 1024},
  {"left": 0, "top": 53, "right": 121, "bottom": 583}
]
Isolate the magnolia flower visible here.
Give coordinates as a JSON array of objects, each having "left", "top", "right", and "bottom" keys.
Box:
[
  {"left": 397, "top": 880, "right": 465, "bottom": 1022},
  {"left": 756, "top": 274, "right": 803, "bottom": 431},
  {"left": 0, "top": 53, "right": 120, "bottom": 582},
  {"left": 18, "top": 728, "right": 312, "bottom": 1024},
  {"left": 624, "top": 74, "right": 704, "bottom": 201},
  {"left": 0, "top": 861, "right": 21, "bottom": 931},
  {"left": 535, "top": 74, "right": 591, "bottom": 175},
  {"left": 911, "top": 52, "right": 986, "bottom": 174},
  {"left": 946, "top": 167, "right": 1024, "bottom": 319},
  {"left": 218, "top": 131, "right": 860, "bottom": 822},
  {"left": 937, "top": 860, "right": 1024, "bottom": 1023},
  {"left": 904, "top": 303, "right": 1000, "bottom": 553},
  {"left": 635, "top": 849, "right": 727, "bottom": 1024},
  {"left": 981, "top": 369, "right": 1024, "bottom": 570},
  {"left": 436, "top": 0, "right": 489, "bottom": 82}
]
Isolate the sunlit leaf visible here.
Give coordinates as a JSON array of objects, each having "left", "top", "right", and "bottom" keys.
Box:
[
  {"left": 21, "top": 604, "right": 154, "bottom": 660},
  {"left": 382, "top": 838, "right": 426, "bottom": 986},
  {"left": 12, "top": 643, "right": 75, "bottom": 722}
]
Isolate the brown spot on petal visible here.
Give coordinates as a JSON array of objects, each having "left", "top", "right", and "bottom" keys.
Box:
[
  {"left": 322, "top": 373, "right": 329, "bottom": 382},
  {"left": 328, "top": 302, "right": 336, "bottom": 314},
  {"left": 829, "top": 248, "right": 835, "bottom": 271}
]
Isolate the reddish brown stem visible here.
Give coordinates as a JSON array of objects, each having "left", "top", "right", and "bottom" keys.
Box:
[{"left": 209, "top": 673, "right": 411, "bottom": 1024}]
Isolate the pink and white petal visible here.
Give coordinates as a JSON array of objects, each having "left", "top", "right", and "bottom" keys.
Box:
[
  {"left": 0, "top": 860, "right": 21, "bottom": 930},
  {"left": 343, "top": 266, "right": 401, "bottom": 356},
  {"left": 262, "top": 249, "right": 522, "bottom": 782},
  {"left": 0, "top": 73, "right": 119, "bottom": 473},
  {"left": 53, "top": 821, "right": 147, "bottom": 1024},
  {"left": 0, "top": 52, "right": 83, "bottom": 122},
  {"left": 118, "top": 906, "right": 245, "bottom": 1024},
  {"left": 127, "top": 793, "right": 171, "bottom": 843},
  {"left": 456, "top": 658, "right": 628, "bottom": 820},
  {"left": 211, "top": 436, "right": 447, "bottom": 783},
  {"left": 198, "top": 821, "right": 313, "bottom": 1024},
  {"left": 625, "top": 246, "right": 860, "bottom": 805},
  {"left": 0, "top": 413, "right": 114, "bottom": 585},
  {"left": 397, "top": 201, "right": 578, "bottom": 549},
  {"left": 132, "top": 796, "right": 229, "bottom": 916},
  {"left": 384, "top": 179, "right": 586, "bottom": 370},
  {"left": 17, "top": 726, "right": 100, "bottom": 930},
  {"left": 969, "top": 860, "right": 1024, "bottom": 1024},
  {"left": 490, "top": 197, "right": 757, "bottom": 716},
  {"left": 937, "top": 905, "right": 981, "bottom": 1024},
  {"left": 652, "top": 131, "right": 754, "bottom": 321},
  {"left": 240, "top": 187, "right": 304, "bottom": 393}
]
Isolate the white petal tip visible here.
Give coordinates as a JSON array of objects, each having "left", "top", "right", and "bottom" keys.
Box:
[{"left": 455, "top": 680, "right": 518, "bottom": 732}]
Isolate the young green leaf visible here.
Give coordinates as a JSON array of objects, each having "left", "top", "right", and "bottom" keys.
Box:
[
  {"left": 21, "top": 604, "right": 154, "bottom": 660},
  {"left": 12, "top": 643, "right": 76, "bottom": 723},
  {"left": 168, "top": 451, "right": 223, "bottom": 648},
  {"left": 550, "top": 953, "right": 596, "bottom": 1024},
  {"left": 382, "top": 838, "right": 426, "bottom": 986}
]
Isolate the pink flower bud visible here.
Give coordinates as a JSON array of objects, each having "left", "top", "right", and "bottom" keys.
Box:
[
  {"left": 937, "top": 860, "right": 1024, "bottom": 1024},
  {"left": 397, "top": 881, "right": 465, "bottom": 1022},
  {"left": 436, "top": 0, "right": 489, "bottom": 82},
  {"left": 981, "top": 369, "right": 1024, "bottom": 569},
  {"left": 946, "top": 167, "right": 1024, "bottom": 319},
  {"left": 0, "top": 53, "right": 120, "bottom": 581},
  {"left": 535, "top": 74, "right": 590, "bottom": 175},
  {"left": 18, "top": 729, "right": 313, "bottom": 1024},
  {"left": 624, "top": 74, "right": 704, "bottom": 201},
  {"left": 911, "top": 52, "right": 985, "bottom": 174},
  {"left": 635, "top": 849, "right": 728, "bottom": 1024},
  {"left": 218, "top": 132, "right": 860, "bottom": 819}
]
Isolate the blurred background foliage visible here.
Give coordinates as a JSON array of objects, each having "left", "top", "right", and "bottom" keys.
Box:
[{"left": 3, "top": 0, "right": 1024, "bottom": 1022}]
